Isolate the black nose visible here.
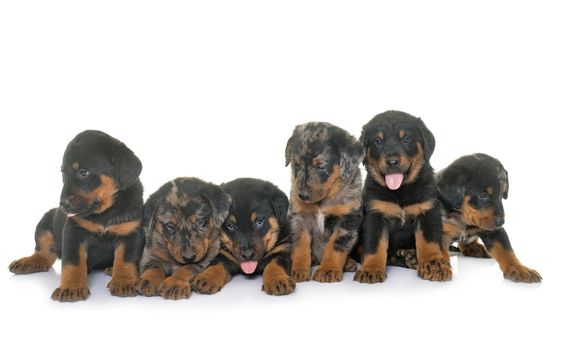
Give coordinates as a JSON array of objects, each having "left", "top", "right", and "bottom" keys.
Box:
[
  {"left": 60, "top": 199, "right": 71, "bottom": 210},
  {"left": 241, "top": 249, "right": 254, "bottom": 261},
  {"left": 494, "top": 217, "right": 505, "bottom": 227},
  {"left": 298, "top": 192, "right": 310, "bottom": 201},
  {"left": 386, "top": 158, "right": 400, "bottom": 168}
]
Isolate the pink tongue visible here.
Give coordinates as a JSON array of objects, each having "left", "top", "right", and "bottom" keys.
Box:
[
  {"left": 240, "top": 261, "right": 258, "bottom": 274},
  {"left": 385, "top": 173, "right": 404, "bottom": 190}
]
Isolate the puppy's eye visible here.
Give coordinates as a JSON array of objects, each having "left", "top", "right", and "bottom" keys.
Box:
[
  {"left": 225, "top": 222, "right": 236, "bottom": 231},
  {"left": 77, "top": 169, "right": 90, "bottom": 179},
  {"left": 478, "top": 192, "right": 491, "bottom": 202},
  {"left": 316, "top": 164, "right": 329, "bottom": 175},
  {"left": 163, "top": 222, "right": 177, "bottom": 235},
  {"left": 196, "top": 218, "right": 206, "bottom": 228},
  {"left": 374, "top": 138, "right": 384, "bottom": 146},
  {"left": 255, "top": 218, "right": 265, "bottom": 227},
  {"left": 401, "top": 135, "right": 411, "bottom": 144}
]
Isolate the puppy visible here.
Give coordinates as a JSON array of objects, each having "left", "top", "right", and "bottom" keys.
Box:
[
  {"left": 9, "top": 130, "right": 144, "bottom": 302},
  {"left": 436, "top": 153, "right": 541, "bottom": 282},
  {"left": 192, "top": 178, "right": 294, "bottom": 296},
  {"left": 285, "top": 122, "right": 365, "bottom": 283},
  {"left": 354, "top": 110, "right": 452, "bottom": 283},
  {"left": 136, "top": 177, "right": 231, "bottom": 300}
]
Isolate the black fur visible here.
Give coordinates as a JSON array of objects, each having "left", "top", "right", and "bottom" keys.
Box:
[{"left": 9, "top": 130, "right": 144, "bottom": 301}]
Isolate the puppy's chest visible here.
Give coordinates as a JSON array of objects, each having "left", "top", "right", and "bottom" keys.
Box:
[
  {"left": 369, "top": 198, "right": 434, "bottom": 227},
  {"left": 312, "top": 209, "right": 338, "bottom": 237}
]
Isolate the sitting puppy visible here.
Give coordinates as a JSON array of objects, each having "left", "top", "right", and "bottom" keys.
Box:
[
  {"left": 136, "top": 177, "right": 231, "bottom": 299},
  {"left": 285, "top": 122, "right": 365, "bottom": 283},
  {"left": 192, "top": 178, "right": 294, "bottom": 296},
  {"left": 354, "top": 110, "right": 452, "bottom": 283},
  {"left": 9, "top": 130, "right": 144, "bottom": 302},
  {"left": 436, "top": 153, "right": 541, "bottom": 282}
]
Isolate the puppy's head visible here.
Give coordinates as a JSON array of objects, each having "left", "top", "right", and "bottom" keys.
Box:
[
  {"left": 437, "top": 153, "right": 508, "bottom": 230},
  {"left": 59, "top": 130, "right": 142, "bottom": 217},
  {"left": 285, "top": 122, "right": 364, "bottom": 204},
  {"left": 220, "top": 178, "right": 288, "bottom": 275},
  {"left": 360, "top": 111, "right": 435, "bottom": 191},
  {"left": 143, "top": 178, "right": 231, "bottom": 264}
]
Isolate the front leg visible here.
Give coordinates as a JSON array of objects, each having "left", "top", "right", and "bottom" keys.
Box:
[
  {"left": 354, "top": 213, "right": 388, "bottom": 284},
  {"left": 158, "top": 264, "right": 199, "bottom": 300},
  {"left": 290, "top": 228, "right": 312, "bottom": 282},
  {"left": 480, "top": 228, "right": 542, "bottom": 283},
  {"left": 107, "top": 234, "right": 142, "bottom": 297},
  {"left": 416, "top": 206, "right": 452, "bottom": 282},
  {"left": 51, "top": 230, "right": 90, "bottom": 302},
  {"left": 262, "top": 254, "right": 295, "bottom": 296},
  {"left": 314, "top": 223, "right": 359, "bottom": 283}
]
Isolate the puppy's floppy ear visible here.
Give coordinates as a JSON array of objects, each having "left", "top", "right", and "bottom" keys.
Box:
[
  {"left": 497, "top": 162, "right": 509, "bottom": 200},
  {"left": 202, "top": 186, "right": 232, "bottom": 227},
  {"left": 142, "top": 191, "right": 162, "bottom": 236},
  {"left": 285, "top": 135, "right": 294, "bottom": 167},
  {"left": 359, "top": 130, "right": 368, "bottom": 165},
  {"left": 269, "top": 190, "right": 289, "bottom": 227},
  {"left": 416, "top": 118, "right": 436, "bottom": 161},
  {"left": 436, "top": 171, "right": 465, "bottom": 210},
  {"left": 113, "top": 142, "right": 142, "bottom": 190},
  {"left": 340, "top": 140, "right": 365, "bottom": 178}
]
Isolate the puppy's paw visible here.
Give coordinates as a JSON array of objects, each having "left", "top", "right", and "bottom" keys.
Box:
[
  {"left": 158, "top": 277, "right": 192, "bottom": 300},
  {"left": 504, "top": 264, "right": 542, "bottom": 283},
  {"left": 192, "top": 265, "right": 228, "bottom": 294},
  {"left": 9, "top": 256, "right": 51, "bottom": 275},
  {"left": 51, "top": 285, "right": 90, "bottom": 302},
  {"left": 262, "top": 273, "right": 296, "bottom": 296},
  {"left": 108, "top": 277, "right": 138, "bottom": 297},
  {"left": 353, "top": 268, "right": 387, "bottom": 284},
  {"left": 343, "top": 257, "right": 358, "bottom": 272},
  {"left": 291, "top": 267, "right": 311, "bottom": 283},
  {"left": 312, "top": 266, "right": 343, "bottom": 283},
  {"left": 136, "top": 277, "right": 161, "bottom": 297},
  {"left": 459, "top": 242, "right": 490, "bottom": 258},
  {"left": 391, "top": 249, "right": 418, "bottom": 269},
  {"left": 417, "top": 258, "right": 452, "bottom": 281}
]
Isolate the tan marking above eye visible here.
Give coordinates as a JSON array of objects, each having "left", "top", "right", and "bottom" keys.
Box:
[
  {"left": 228, "top": 215, "right": 237, "bottom": 224},
  {"left": 487, "top": 187, "right": 494, "bottom": 194},
  {"left": 399, "top": 130, "right": 405, "bottom": 138},
  {"left": 72, "top": 162, "right": 80, "bottom": 170},
  {"left": 250, "top": 212, "right": 257, "bottom": 222},
  {"left": 377, "top": 131, "right": 384, "bottom": 140}
]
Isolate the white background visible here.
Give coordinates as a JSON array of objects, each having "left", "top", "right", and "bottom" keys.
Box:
[{"left": 1, "top": 1, "right": 559, "bottom": 349}]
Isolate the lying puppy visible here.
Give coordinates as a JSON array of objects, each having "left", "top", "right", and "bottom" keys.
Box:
[
  {"left": 436, "top": 153, "right": 541, "bottom": 282},
  {"left": 285, "top": 122, "right": 365, "bottom": 283},
  {"left": 355, "top": 111, "right": 452, "bottom": 283},
  {"left": 9, "top": 130, "right": 144, "bottom": 302},
  {"left": 136, "top": 177, "right": 231, "bottom": 299},
  {"left": 192, "top": 178, "right": 294, "bottom": 296}
]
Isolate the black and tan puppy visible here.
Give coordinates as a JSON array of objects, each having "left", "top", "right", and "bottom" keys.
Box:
[
  {"left": 9, "top": 130, "right": 144, "bottom": 302},
  {"left": 192, "top": 178, "right": 294, "bottom": 295},
  {"left": 436, "top": 153, "right": 541, "bottom": 282},
  {"left": 355, "top": 110, "right": 452, "bottom": 283},
  {"left": 136, "top": 177, "right": 231, "bottom": 300},
  {"left": 285, "top": 122, "right": 365, "bottom": 283}
]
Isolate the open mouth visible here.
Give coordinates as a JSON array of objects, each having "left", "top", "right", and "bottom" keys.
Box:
[
  {"left": 60, "top": 205, "right": 92, "bottom": 218},
  {"left": 385, "top": 172, "right": 404, "bottom": 190},
  {"left": 240, "top": 261, "right": 259, "bottom": 274}
]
